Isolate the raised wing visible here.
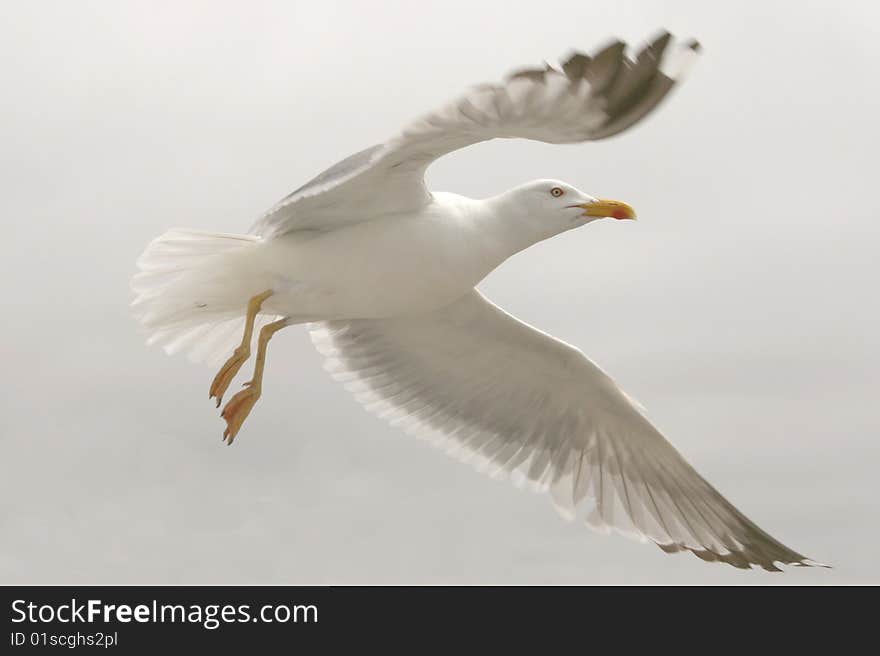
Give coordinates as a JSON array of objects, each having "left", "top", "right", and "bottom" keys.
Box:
[
  {"left": 252, "top": 31, "right": 700, "bottom": 238},
  {"left": 310, "top": 291, "right": 822, "bottom": 571}
]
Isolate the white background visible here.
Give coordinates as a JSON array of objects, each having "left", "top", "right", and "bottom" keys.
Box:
[{"left": 2, "top": 0, "right": 877, "bottom": 583}]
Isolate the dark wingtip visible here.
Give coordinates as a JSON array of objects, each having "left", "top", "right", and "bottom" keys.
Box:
[
  {"left": 507, "top": 67, "right": 550, "bottom": 83},
  {"left": 647, "top": 28, "right": 672, "bottom": 42},
  {"left": 654, "top": 539, "right": 831, "bottom": 572},
  {"left": 561, "top": 51, "right": 591, "bottom": 79},
  {"left": 584, "top": 31, "right": 702, "bottom": 140},
  {"left": 582, "top": 39, "right": 626, "bottom": 92},
  {"left": 643, "top": 30, "right": 673, "bottom": 58}
]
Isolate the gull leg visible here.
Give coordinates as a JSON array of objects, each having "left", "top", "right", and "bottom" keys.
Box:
[
  {"left": 209, "top": 289, "right": 273, "bottom": 407},
  {"left": 220, "top": 317, "right": 288, "bottom": 444}
]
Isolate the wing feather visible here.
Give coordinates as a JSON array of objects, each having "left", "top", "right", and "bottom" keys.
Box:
[
  {"left": 252, "top": 32, "right": 700, "bottom": 238},
  {"left": 309, "top": 290, "right": 825, "bottom": 570}
]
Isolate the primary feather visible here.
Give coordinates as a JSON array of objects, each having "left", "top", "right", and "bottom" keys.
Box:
[{"left": 310, "top": 291, "right": 819, "bottom": 571}]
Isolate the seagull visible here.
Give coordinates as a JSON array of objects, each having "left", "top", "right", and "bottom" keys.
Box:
[{"left": 132, "top": 32, "right": 825, "bottom": 571}]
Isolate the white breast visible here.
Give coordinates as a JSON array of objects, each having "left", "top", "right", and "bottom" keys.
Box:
[{"left": 254, "top": 193, "right": 504, "bottom": 320}]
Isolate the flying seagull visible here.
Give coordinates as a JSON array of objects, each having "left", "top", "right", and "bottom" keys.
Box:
[{"left": 132, "top": 32, "right": 825, "bottom": 571}]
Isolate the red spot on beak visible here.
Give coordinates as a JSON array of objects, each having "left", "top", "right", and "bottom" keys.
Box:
[{"left": 581, "top": 199, "right": 636, "bottom": 220}]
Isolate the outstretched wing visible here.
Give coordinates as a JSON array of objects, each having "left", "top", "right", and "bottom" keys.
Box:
[
  {"left": 252, "top": 31, "right": 700, "bottom": 238},
  {"left": 310, "top": 291, "right": 823, "bottom": 571}
]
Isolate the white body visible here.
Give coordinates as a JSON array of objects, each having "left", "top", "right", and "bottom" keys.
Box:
[
  {"left": 255, "top": 193, "right": 504, "bottom": 320},
  {"left": 130, "top": 35, "right": 821, "bottom": 570},
  {"left": 148, "top": 189, "right": 577, "bottom": 328}
]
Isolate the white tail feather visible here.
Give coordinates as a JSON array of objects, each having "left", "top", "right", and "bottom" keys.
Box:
[{"left": 131, "top": 229, "right": 280, "bottom": 366}]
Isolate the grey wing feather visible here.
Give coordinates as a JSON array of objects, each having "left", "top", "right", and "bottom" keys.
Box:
[
  {"left": 249, "top": 144, "right": 388, "bottom": 237},
  {"left": 278, "top": 144, "right": 385, "bottom": 203}
]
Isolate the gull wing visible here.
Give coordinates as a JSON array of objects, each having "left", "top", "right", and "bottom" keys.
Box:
[
  {"left": 252, "top": 32, "right": 700, "bottom": 238},
  {"left": 309, "top": 290, "right": 823, "bottom": 571}
]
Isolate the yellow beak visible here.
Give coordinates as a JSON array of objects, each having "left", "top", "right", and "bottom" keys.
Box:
[{"left": 579, "top": 199, "right": 637, "bottom": 220}]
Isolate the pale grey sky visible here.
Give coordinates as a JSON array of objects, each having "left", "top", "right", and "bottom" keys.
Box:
[{"left": 2, "top": 0, "right": 878, "bottom": 583}]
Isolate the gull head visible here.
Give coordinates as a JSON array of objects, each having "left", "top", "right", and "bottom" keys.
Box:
[
  {"left": 487, "top": 179, "right": 636, "bottom": 248},
  {"left": 518, "top": 179, "right": 635, "bottom": 224}
]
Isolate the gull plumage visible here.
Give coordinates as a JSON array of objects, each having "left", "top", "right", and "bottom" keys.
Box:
[{"left": 132, "top": 32, "right": 825, "bottom": 571}]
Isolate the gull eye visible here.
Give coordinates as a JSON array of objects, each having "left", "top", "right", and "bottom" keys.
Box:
[{"left": 550, "top": 187, "right": 564, "bottom": 197}]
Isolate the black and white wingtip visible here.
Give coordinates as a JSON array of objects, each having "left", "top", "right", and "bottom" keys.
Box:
[{"left": 505, "top": 32, "right": 702, "bottom": 141}]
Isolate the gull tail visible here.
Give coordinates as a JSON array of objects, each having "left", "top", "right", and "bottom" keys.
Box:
[{"left": 131, "top": 228, "right": 279, "bottom": 366}]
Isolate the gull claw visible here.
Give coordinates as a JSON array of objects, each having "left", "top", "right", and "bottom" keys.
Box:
[
  {"left": 209, "top": 346, "right": 250, "bottom": 407},
  {"left": 220, "top": 384, "right": 261, "bottom": 444}
]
